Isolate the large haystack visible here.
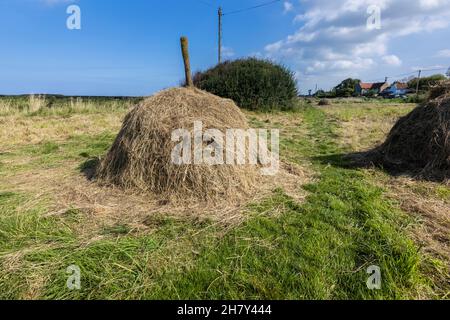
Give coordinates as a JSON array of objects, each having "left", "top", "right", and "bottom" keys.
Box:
[
  {"left": 96, "top": 87, "right": 259, "bottom": 201},
  {"left": 369, "top": 81, "right": 450, "bottom": 182}
]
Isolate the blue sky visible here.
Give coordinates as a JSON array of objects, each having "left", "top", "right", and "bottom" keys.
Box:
[{"left": 1, "top": 0, "right": 449, "bottom": 96}]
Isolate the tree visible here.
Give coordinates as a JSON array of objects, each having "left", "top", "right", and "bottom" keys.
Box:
[
  {"left": 407, "top": 74, "right": 446, "bottom": 93},
  {"left": 315, "top": 89, "right": 326, "bottom": 98},
  {"left": 315, "top": 89, "right": 337, "bottom": 98},
  {"left": 333, "top": 78, "right": 361, "bottom": 97}
]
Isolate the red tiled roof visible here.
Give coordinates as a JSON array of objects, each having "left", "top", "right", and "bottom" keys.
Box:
[
  {"left": 359, "top": 82, "right": 389, "bottom": 90},
  {"left": 359, "top": 82, "right": 374, "bottom": 89}
]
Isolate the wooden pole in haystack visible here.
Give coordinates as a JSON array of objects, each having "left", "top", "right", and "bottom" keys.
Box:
[{"left": 180, "top": 36, "right": 193, "bottom": 87}]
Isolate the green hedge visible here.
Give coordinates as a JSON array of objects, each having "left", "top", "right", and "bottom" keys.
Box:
[{"left": 193, "top": 58, "right": 298, "bottom": 111}]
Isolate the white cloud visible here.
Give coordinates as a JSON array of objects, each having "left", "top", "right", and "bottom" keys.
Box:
[
  {"left": 265, "top": 41, "right": 283, "bottom": 53},
  {"left": 436, "top": 49, "right": 450, "bottom": 57},
  {"left": 382, "top": 55, "right": 402, "bottom": 66},
  {"left": 221, "top": 46, "right": 235, "bottom": 58},
  {"left": 283, "top": 2, "right": 294, "bottom": 13},
  {"left": 420, "top": 0, "right": 445, "bottom": 9},
  {"left": 264, "top": 0, "right": 450, "bottom": 89}
]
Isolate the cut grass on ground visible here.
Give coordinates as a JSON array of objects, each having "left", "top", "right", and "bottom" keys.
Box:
[{"left": 0, "top": 100, "right": 448, "bottom": 299}]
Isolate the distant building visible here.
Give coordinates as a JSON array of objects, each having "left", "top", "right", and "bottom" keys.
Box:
[
  {"left": 355, "top": 81, "right": 390, "bottom": 96},
  {"left": 382, "top": 82, "right": 410, "bottom": 97}
]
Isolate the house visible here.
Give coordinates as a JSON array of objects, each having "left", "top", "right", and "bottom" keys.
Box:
[
  {"left": 382, "top": 82, "right": 410, "bottom": 97},
  {"left": 355, "top": 81, "right": 390, "bottom": 96}
]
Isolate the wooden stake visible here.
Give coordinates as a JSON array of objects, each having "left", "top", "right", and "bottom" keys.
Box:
[{"left": 180, "top": 36, "right": 193, "bottom": 87}]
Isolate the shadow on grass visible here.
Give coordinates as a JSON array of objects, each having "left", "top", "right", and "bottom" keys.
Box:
[
  {"left": 312, "top": 153, "right": 349, "bottom": 168},
  {"left": 79, "top": 157, "right": 100, "bottom": 180},
  {"left": 313, "top": 150, "right": 447, "bottom": 184}
]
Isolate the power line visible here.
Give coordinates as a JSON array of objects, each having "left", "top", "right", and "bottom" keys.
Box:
[
  {"left": 194, "top": 0, "right": 215, "bottom": 8},
  {"left": 223, "top": 0, "right": 282, "bottom": 16},
  {"left": 364, "top": 68, "right": 446, "bottom": 84},
  {"left": 391, "top": 71, "right": 417, "bottom": 78},
  {"left": 197, "top": 0, "right": 283, "bottom": 63},
  {"left": 418, "top": 67, "right": 447, "bottom": 73}
]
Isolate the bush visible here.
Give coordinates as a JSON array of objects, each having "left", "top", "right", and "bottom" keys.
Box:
[
  {"left": 407, "top": 74, "right": 447, "bottom": 94},
  {"left": 333, "top": 78, "right": 360, "bottom": 97},
  {"left": 193, "top": 58, "right": 298, "bottom": 111},
  {"left": 404, "top": 94, "right": 427, "bottom": 104}
]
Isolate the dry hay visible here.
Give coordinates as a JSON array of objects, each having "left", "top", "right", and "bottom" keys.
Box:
[
  {"left": 318, "top": 98, "right": 331, "bottom": 106},
  {"left": 96, "top": 87, "right": 261, "bottom": 202},
  {"left": 367, "top": 81, "right": 450, "bottom": 183},
  {"left": 1, "top": 89, "right": 311, "bottom": 240},
  {"left": 1, "top": 155, "right": 309, "bottom": 243}
]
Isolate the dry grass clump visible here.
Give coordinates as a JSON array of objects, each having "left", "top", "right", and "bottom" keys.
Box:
[
  {"left": 368, "top": 81, "right": 450, "bottom": 183},
  {"left": 318, "top": 98, "right": 331, "bottom": 106},
  {"left": 428, "top": 81, "right": 450, "bottom": 100},
  {"left": 96, "top": 87, "right": 260, "bottom": 201}
]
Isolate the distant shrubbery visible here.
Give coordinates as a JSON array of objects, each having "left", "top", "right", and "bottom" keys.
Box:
[
  {"left": 333, "top": 78, "right": 361, "bottom": 97},
  {"left": 0, "top": 95, "right": 138, "bottom": 116},
  {"left": 403, "top": 94, "right": 427, "bottom": 104},
  {"left": 407, "top": 74, "right": 447, "bottom": 94},
  {"left": 315, "top": 74, "right": 448, "bottom": 102},
  {"left": 315, "top": 78, "right": 361, "bottom": 98},
  {"left": 193, "top": 58, "right": 298, "bottom": 111}
]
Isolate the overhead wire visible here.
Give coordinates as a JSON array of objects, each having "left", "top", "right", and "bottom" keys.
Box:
[{"left": 223, "top": 0, "right": 282, "bottom": 16}]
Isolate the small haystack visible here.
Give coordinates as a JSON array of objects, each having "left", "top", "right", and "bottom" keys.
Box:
[
  {"left": 369, "top": 81, "right": 450, "bottom": 182},
  {"left": 318, "top": 98, "right": 331, "bottom": 106},
  {"left": 96, "top": 87, "right": 259, "bottom": 201}
]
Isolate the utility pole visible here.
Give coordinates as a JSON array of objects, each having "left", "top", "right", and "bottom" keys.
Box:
[
  {"left": 218, "top": 6, "right": 223, "bottom": 64},
  {"left": 415, "top": 70, "right": 422, "bottom": 96}
]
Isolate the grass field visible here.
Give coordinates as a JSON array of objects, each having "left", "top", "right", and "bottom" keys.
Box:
[{"left": 0, "top": 96, "right": 448, "bottom": 299}]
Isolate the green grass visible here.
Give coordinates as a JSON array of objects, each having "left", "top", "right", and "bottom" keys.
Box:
[
  {"left": 0, "top": 132, "right": 115, "bottom": 175},
  {"left": 0, "top": 95, "right": 139, "bottom": 117},
  {"left": 320, "top": 103, "right": 415, "bottom": 123},
  {"left": 0, "top": 103, "right": 447, "bottom": 299}
]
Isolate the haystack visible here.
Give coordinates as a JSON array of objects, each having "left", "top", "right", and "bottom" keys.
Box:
[
  {"left": 369, "top": 81, "right": 450, "bottom": 182},
  {"left": 96, "top": 87, "right": 259, "bottom": 201},
  {"left": 318, "top": 98, "right": 331, "bottom": 106}
]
